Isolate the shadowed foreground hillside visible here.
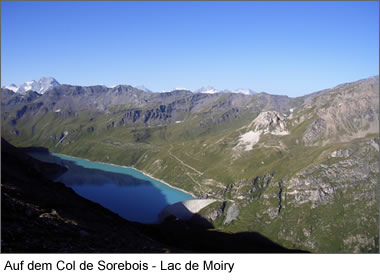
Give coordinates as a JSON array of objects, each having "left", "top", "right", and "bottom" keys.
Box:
[{"left": 1, "top": 139, "right": 304, "bottom": 253}]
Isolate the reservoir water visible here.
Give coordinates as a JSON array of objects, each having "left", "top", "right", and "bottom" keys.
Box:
[{"left": 29, "top": 152, "right": 194, "bottom": 223}]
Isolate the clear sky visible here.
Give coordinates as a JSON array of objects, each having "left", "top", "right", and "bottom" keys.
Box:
[{"left": 1, "top": 1, "right": 378, "bottom": 96}]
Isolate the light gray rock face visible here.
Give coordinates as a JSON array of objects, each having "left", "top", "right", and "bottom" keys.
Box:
[
  {"left": 301, "top": 76, "right": 379, "bottom": 146},
  {"left": 248, "top": 111, "right": 288, "bottom": 133},
  {"left": 286, "top": 138, "right": 379, "bottom": 208},
  {"left": 303, "top": 118, "right": 327, "bottom": 145},
  {"left": 223, "top": 204, "right": 240, "bottom": 225},
  {"left": 214, "top": 174, "right": 274, "bottom": 203},
  {"left": 253, "top": 138, "right": 378, "bottom": 252},
  {"left": 204, "top": 201, "right": 226, "bottom": 221},
  {"left": 368, "top": 138, "right": 379, "bottom": 152}
]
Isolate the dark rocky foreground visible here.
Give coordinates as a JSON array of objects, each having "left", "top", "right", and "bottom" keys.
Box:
[
  {"left": 1, "top": 138, "right": 177, "bottom": 253},
  {"left": 1, "top": 138, "right": 305, "bottom": 253}
]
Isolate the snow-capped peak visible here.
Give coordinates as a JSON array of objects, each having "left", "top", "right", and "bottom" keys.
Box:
[
  {"left": 234, "top": 88, "right": 256, "bottom": 95},
  {"left": 4, "top": 84, "right": 19, "bottom": 92},
  {"left": 37, "top": 77, "right": 60, "bottom": 94},
  {"left": 193, "top": 87, "right": 256, "bottom": 95},
  {"left": 5, "top": 77, "right": 60, "bottom": 94},
  {"left": 196, "top": 86, "right": 219, "bottom": 94},
  {"left": 22, "top": 80, "right": 38, "bottom": 92}
]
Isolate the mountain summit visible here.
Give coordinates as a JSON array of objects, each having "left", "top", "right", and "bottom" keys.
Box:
[
  {"left": 195, "top": 86, "right": 219, "bottom": 94},
  {"left": 4, "top": 77, "right": 60, "bottom": 94},
  {"left": 233, "top": 88, "right": 256, "bottom": 95},
  {"left": 195, "top": 86, "right": 256, "bottom": 95},
  {"left": 5, "top": 83, "right": 19, "bottom": 92}
]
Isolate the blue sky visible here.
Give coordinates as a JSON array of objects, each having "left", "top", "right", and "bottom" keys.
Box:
[{"left": 1, "top": 1, "right": 378, "bottom": 96}]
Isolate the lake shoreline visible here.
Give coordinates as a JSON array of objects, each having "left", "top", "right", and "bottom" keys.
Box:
[{"left": 51, "top": 152, "right": 198, "bottom": 199}]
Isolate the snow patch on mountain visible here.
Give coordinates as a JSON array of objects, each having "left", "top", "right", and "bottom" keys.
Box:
[
  {"left": 5, "top": 84, "right": 19, "bottom": 92},
  {"left": 196, "top": 86, "right": 218, "bottom": 94},
  {"left": 234, "top": 88, "right": 256, "bottom": 95},
  {"left": 195, "top": 87, "right": 255, "bottom": 95},
  {"left": 22, "top": 81, "right": 37, "bottom": 92}
]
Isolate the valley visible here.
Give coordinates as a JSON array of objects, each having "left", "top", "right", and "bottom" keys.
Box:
[{"left": 1, "top": 75, "right": 379, "bottom": 253}]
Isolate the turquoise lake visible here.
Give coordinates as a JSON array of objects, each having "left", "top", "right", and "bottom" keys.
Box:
[{"left": 29, "top": 152, "right": 194, "bottom": 223}]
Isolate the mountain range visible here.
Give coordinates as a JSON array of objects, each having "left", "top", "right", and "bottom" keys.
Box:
[
  {"left": 1, "top": 75, "right": 378, "bottom": 253},
  {"left": 4, "top": 77, "right": 60, "bottom": 94},
  {"left": 4, "top": 78, "right": 256, "bottom": 96},
  {"left": 195, "top": 86, "right": 256, "bottom": 95}
]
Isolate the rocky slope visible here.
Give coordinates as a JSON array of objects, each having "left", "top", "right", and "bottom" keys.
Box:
[
  {"left": 300, "top": 76, "right": 379, "bottom": 145},
  {"left": 1, "top": 88, "right": 41, "bottom": 111},
  {"left": 216, "top": 137, "right": 379, "bottom": 252}
]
